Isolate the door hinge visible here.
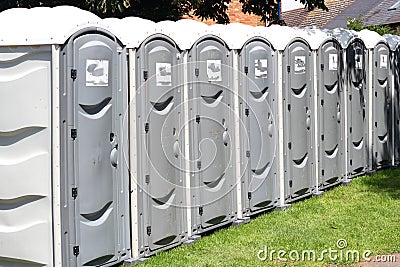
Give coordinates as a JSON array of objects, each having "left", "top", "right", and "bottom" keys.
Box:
[
  {"left": 71, "top": 69, "right": 77, "bottom": 80},
  {"left": 199, "top": 207, "right": 203, "bottom": 216},
  {"left": 289, "top": 180, "right": 293, "bottom": 188},
  {"left": 145, "top": 175, "right": 150, "bottom": 184},
  {"left": 288, "top": 104, "right": 291, "bottom": 111},
  {"left": 147, "top": 226, "right": 151, "bottom": 236},
  {"left": 245, "top": 108, "right": 249, "bottom": 117},
  {"left": 72, "top": 187, "right": 78, "bottom": 199},
  {"left": 321, "top": 64, "right": 324, "bottom": 71},
  {"left": 197, "top": 161, "right": 201, "bottom": 170},
  {"left": 244, "top": 66, "right": 249, "bottom": 75},
  {"left": 287, "top": 66, "right": 291, "bottom": 73},
  {"left": 248, "top": 192, "right": 252, "bottom": 200},
  {"left": 196, "top": 115, "right": 200, "bottom": 124},
  {"left": 71, "top": 129, "right": 77, "bottom": 140},
  {"left": 246, "top": 150, "right": 250, "bottom": 158},
  {"left": 195, "top": 68, "right": 199, "bottom": 77},
  {"left": 73, "top": 246, "right": 79, "bottom": 256},
  {"left": 143, "top": 70, "right": 148, "bottom": 80},
  {"left": 145, "top": 122, "right": 149, "bottom": 133}
]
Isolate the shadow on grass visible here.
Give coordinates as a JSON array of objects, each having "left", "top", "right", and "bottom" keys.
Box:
[{"left": 359, "top": 168, "right": 400, "bottom": 199}]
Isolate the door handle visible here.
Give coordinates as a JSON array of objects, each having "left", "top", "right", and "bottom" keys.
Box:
[
  {"left": 110, "top": 146, "right": 118, "bottom": 168},
  {"left": 173, "top": 140, "right": 179, "bottom": 158}
]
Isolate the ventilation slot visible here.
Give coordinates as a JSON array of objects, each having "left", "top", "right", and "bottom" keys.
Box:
[
  {"left": 81, "top": 201, "right": 112, "bottom": 221},
  {"left": 205, "top": 215, "right": 226, "bottom": 225},
  {"left": 151, "top": 96, "right": 174, "bottom": 111},
  {"left": 83, "top": 255, "right": 114, "bottom": 266},
  {"left": 293, "top": 153, "right": 308, "bottom": 167},
  {"left": 378, "top": 133, "right": 388, "bottom": 142},
  {"left": 378, "top": 77, "right": 388, "bottom": 86},
  {"left": 0, "top": 127, "right": 45, "bottom": 146},
  {"left": 152, "top": 189, "right": 175, "bottom": 206},
  {"left": 0, "top": 195, "right": 45, "bottom": 211},
  {"left": 251, "top": 162, "right": 270, "bottom": 176},
  {"left": 154, "top": 235, "right": 177, "bottom": 246},
  {"left": 250, "top": 87, "right": 268, "bottom": 99},
  {"left": 204, "top": 173, "right": 225, "bottom": 188},
  {"left": 79, "top": 97, "right": 111, "bottom": 115},
  {"left": 254, "top": 200, "right": 272, "bottom": 208},
  {"left": 201, "top": 90, "right": 223, "bottom": 104},
  {"left": 324, "top": 81, "right": 338, "bottom": 93},
  {"left": 291, "top": 84, "right": 306, "bottom": 96}
]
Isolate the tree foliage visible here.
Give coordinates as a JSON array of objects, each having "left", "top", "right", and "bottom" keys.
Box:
[
  {"left": 0, "top": 0, "right": 327, "bottom": 24},
  {"left": 347, "top": 16, "right": 398, "bottom": 35}
]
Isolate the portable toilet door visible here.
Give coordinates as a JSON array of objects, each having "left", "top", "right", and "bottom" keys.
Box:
[
  {"left": 135, "top": 33, "right": 186, "bottom": 256},
  {"left": 384, "top": 34, "right": 400, "bottom": 166},
  {"left": 188, "top": 35, "right": 236, "bottom": 234},
  {"left": 370, "top": 37, "right": 392, "bottom": 169},
  {"left": 346, "top": 37, "right": 368, "bottom": 177},
  {"left": 59, "top": 28, "right": 130, "bottom": 266},
  {"left": 283, "top": 37, "right": 315, "bottom": 202},
  {"left": 239, "top": 37, "right": 277, "bottom": 215},
  {"left": 317, "top": 37, "right": 345, "bottom": 189}
]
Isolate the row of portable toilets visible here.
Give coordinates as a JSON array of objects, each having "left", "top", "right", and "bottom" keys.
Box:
[{"left": 1, "top": 6, "right": 400, "bottom": 267}]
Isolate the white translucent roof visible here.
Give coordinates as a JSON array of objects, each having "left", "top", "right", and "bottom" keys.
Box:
[
  {"left": 383, "top": 34, "right": 400, "bottom": 51},
  {"left": 296, "top": 27, "right": 332, "bottom": 50},
  {"left": 104, "top": 17, "right": 156, "bottom": 48},
  {"left": 259, "top": 25, "right": 297, "bottom": 51},
  {"left": 357, "top": 29, "right": 386, "bottom": 49},
  {"left": 107, "top": 18, "right": 208, "bottom": 49},
  {"left": 154, "top": 19, "right": 208, "bottom": 50},
  {"left": 0, "top": 6, "right": 105, "bottom": 45},
  {"left": 330, "top": 28, "right": 359, "bottom": 48},
  {"left": 208, "top": 23, "right": 255, "bottom": 49}
]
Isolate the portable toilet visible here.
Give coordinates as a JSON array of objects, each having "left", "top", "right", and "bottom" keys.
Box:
[
  {"left": 383, "top": 34, "right": 400, "bottom": 166},
  {"left": 359, "top": 29, "right": 392, "bottom": 170},
  {"left": 224, "top": 24, "right": 279, "bottom": 217},
  {"left": 0, "top": 7, "right": 130, "bottom": 267},
  {"left": 301, "top": 27, "right": 345, "bottom": 191},
  {"left": 264, "top": 25, "right": 315, "bottom": 205},
  {"left": 331, "top": 28, "right": 368, "bottom": 179},
  {"left": 184, "top": 23, "right": 238, "bottom": 235},
  {"left": 105, "top": 18, "right": 205, "bottom": 258}
]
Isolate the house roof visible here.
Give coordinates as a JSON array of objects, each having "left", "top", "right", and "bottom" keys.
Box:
[
  {"left": 363, "top": 0, "right": 400, "bottom": 26},
  {"left": 283, "top": 0, "right": 400, "bottom": 29},
  {"left": 325, "top": 0, "right": 385, "bottom": 29},
  {"left": 282, "top": 0, "right": 355, "bottom": 28}
]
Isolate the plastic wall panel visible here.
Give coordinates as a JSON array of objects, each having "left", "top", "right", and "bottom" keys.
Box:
[
  {"left": 239, "top": 40, "right": 277, "bottom": 215},
  {"left": 346, "top": 40, "right": 368, "bottom": 177},
  {"left": 283, "top": 41, "right": 314, "bottom": 202},
  {"left": 372, "top": 43, "right": 392, "bottom": 169},
  {"left": 0, "top": 46, "right": 53, "bottom": 266},
  {"left": 318, "top": 41, "right": 345, "bottom": 189},
  {"left": 60, "top": 32, "right": 130, "bottom": 267},
  {"left": 393, "top": 48, "right": 400, "bottom": 165},
  {"left": 189, "top": 37, "right": 236, "bottom": 234},
  {"left": 135, "top": 36, "right": 186, "bottom": 256}
]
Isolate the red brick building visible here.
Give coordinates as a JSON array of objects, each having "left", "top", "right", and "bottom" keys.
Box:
[{"left": 182, "top": 0, "right": 265, "bottom": 26}]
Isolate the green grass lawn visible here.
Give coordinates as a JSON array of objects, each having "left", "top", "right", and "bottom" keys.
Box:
[{"left": 137, "top": 169, "right": 400, "bottom": 266}]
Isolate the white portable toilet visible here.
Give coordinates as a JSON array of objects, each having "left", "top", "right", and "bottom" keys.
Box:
[
  {"left": 214, "top": 23, "right": 279, "bottom": 218},
  {"left": 182, "top": 23, "right": 240, "bottom": 236},
  {"left": 299, "top": 27, "right": 345, "bottom": 192},
  {"left": 383, "top": 34, "right": 400, "bottom": 166},
  {"left": 105, "top": 18, "right": 210, "bottom": 259},
  {"left": 358, "top": 29, "right": 392, "bottom": 171},
  {"left": 263, "top": 25, "right": 315, "bottom": 206},
  {"left": 330, "top": 28, "right": 368, "bottom": 179},
  {"left": 0, "top": 7, "right": 130, "bottom": 267}
]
